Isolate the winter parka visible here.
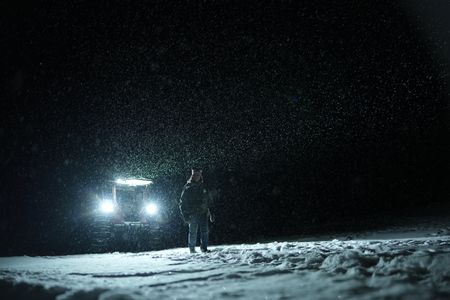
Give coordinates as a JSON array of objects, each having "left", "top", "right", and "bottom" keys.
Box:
[{"left": 179, "top": 182, "right": 209, "bottom": 222}]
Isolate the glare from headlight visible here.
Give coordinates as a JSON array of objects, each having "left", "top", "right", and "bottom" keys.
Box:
[
  {"left": 100, "top": 200, "right": 115, "bottom": 214},
  {"left": 145, "top": 203, "right": 158, "bottom": 215},
  {"left": 116, "top": 178, "right": 153, "bottom": 186}
]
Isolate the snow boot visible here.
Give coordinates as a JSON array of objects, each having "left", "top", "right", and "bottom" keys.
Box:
[{"left": 189, "top": 247, "right": 196, "bottom": 253}]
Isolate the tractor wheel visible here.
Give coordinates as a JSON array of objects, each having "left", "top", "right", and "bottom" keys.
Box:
[{"left": 91, "top": 215, "right": 112, "bottom": 253}]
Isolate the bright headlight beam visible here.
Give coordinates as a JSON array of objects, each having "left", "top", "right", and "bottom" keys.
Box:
[
  {"left": 145, "top": 203, "right": 158, "bottom": 215},
  {"left": 100, "top": 200, "right": 115, "bottom": 214},
  {"left": 116, "top": 179, "right": 153, "bottom": 186}
]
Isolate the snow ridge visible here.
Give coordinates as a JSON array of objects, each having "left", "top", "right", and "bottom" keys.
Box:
[{"left": 1, "top": 236, "right": 449, "bottom": 299}]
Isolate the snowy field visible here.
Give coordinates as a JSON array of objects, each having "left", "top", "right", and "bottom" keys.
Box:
[{"left": 1, "top": 225, "right": 450, "bottom": 300}]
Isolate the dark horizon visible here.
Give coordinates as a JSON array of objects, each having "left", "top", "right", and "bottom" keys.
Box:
[{"left": 1, "top": 0, "right": 449, "bottom": 256}]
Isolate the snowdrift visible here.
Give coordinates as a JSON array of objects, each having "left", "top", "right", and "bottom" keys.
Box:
[{"left": 1, "top": 228, "right": 449, "bottom": 299}]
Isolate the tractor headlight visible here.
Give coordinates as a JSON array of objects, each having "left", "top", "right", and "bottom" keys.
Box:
[
  {"left": 99, "top": 200, "right": 115, "bottom": 214},
  {"left": 145, "top": 203, "right": 158, "bottom": 216}
]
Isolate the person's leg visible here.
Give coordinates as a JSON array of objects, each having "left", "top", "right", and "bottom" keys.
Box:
[
  {"left": 199, "top": 213, "right": 209, "bottom": 252},
  {"left": 188, "top": 215, "right": 199, "bottom": 252}
]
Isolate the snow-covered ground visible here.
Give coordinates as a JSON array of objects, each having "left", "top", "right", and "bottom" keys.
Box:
[{"left": 1, "top": 224, "right": 450, "bottom": 300}]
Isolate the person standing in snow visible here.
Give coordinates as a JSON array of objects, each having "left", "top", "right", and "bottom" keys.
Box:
[{"left": 179, "top": 167, "right": 214, "bottom": 253}]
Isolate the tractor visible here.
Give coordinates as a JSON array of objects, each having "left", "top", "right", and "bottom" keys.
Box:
[{"left": 91, "top": 178, "right": 167, "bottom": 252}]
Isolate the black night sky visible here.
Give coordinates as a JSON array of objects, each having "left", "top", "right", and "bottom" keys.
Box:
[{"left": 1, "top": 0, "right": 449, "bottom": 256}]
